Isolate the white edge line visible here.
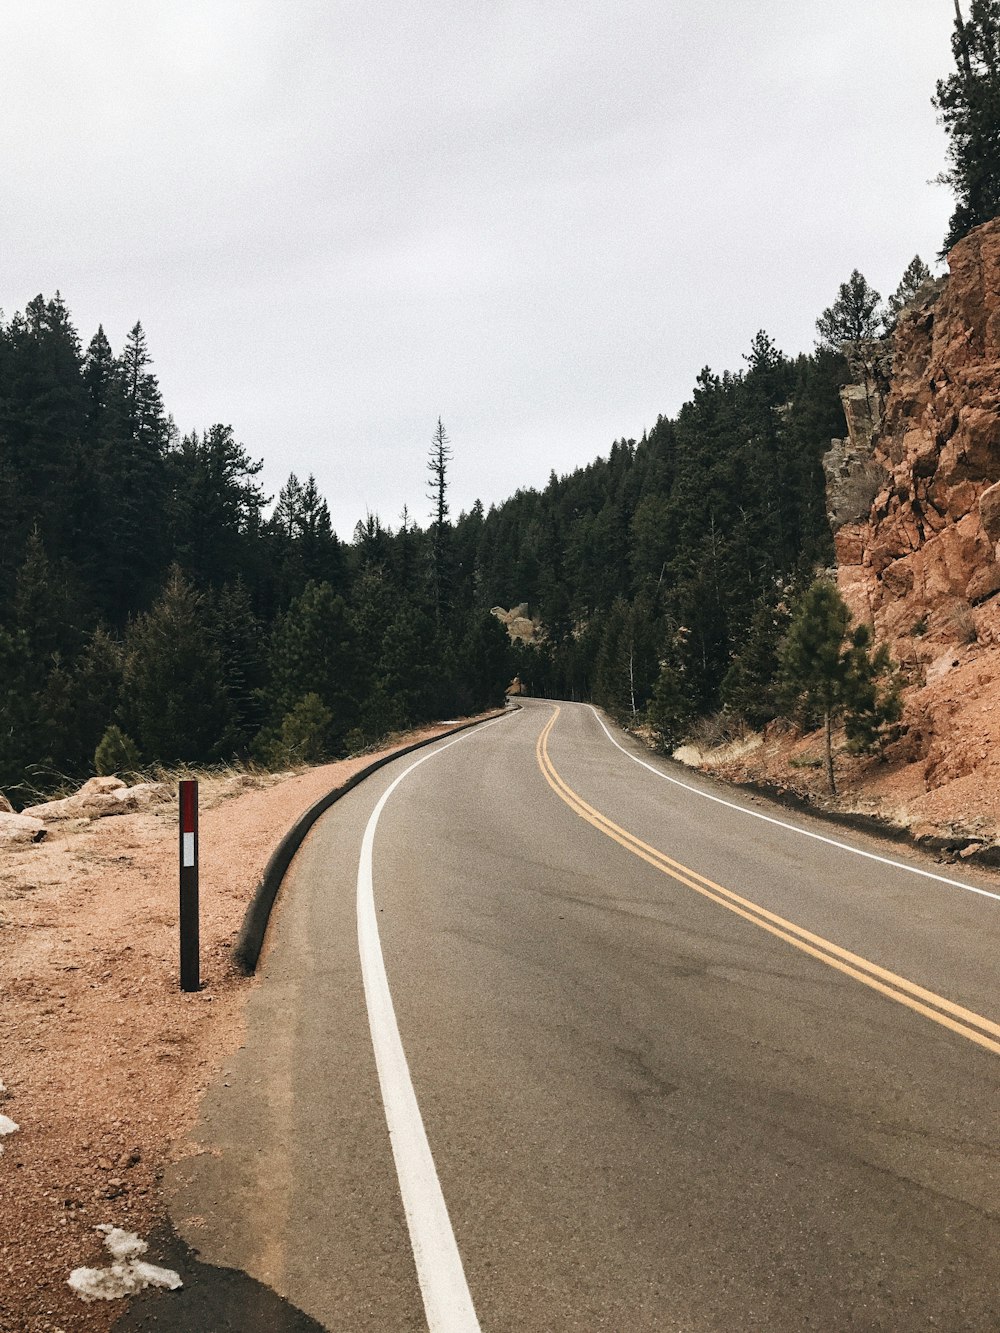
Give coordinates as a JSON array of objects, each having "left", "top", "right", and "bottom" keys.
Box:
[
  {"left": 358, "top": 721, "right": 505, "bottom": 1333},
  {"left": 586, "top": 706, "right": 1000, "bottom": 904}
]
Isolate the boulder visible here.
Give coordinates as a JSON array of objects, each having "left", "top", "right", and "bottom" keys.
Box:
[
  {"left": 22, "top": 795, "right": 79, "bottom": 821},
  {"left": 24, "top": 779, "right": 168, "bottom": 822},
  {"left": 117, "top": 782, "right": 170, "bottom": 809},
  {"left": 78, "top": 776, "right": 127, "bottom": 796},
  {"left": 74, "top": 791, "right": 137, "bottom": 818},
  {"left": 0, "top": 811, "right": 46, "bottom": 845}
]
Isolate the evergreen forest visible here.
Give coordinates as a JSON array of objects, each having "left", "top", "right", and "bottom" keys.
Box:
[
  {"left": 1, "top": 1, "right": 995, "bottom": 805},
  {"left": 0, "top": 294, "right": 846, "bottom": 804}
]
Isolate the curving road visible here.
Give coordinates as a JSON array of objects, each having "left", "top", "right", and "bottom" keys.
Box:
[{"left": 153, "top": 700, "right": 1000, "bottom": 1331}]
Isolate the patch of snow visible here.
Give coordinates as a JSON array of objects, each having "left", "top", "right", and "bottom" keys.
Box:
[
  {"left": 67, "top": 1262, "right": 182, "bottom": 1302},
  {"left": 0, "top": 1113, "right": 19, "bottom": 1135},
  {"left": 67, "top": 1225, "right": 182, "bottom": 1302},
  {"left": 100, "top": 1226, "right": 148, "bottom": 1262}
]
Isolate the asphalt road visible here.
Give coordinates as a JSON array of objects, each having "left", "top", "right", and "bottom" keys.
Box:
[{"left": 149, "top": 700, "right": 999, "bottom": 1331}]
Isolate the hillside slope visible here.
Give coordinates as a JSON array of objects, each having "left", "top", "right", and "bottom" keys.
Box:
[{"left": 697, "top": 219, "right": 1000, "bottom": 851}]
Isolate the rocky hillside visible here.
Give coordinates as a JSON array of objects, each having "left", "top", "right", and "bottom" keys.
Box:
[
  {"left": 832, "top": 218, "right": 1000, "bottom": 810},
  {"left": 833, "top": 217, "right": 1000, "bottom": 656},
  {"left": 699, "top": 219, "right": 1000, "bottom": 850}
]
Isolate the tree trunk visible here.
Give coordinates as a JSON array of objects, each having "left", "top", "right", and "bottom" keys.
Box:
[
  {"left": 824, "top": 709, "right": 836, "bottom": 795},
  {"left": 955, "top": 2, "right": 974, "bottom": 84}
]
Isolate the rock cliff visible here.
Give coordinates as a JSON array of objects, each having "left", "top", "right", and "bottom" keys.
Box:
[
  {"left": 831, "top": 218, "right": 1000, "bottom": 657},
  {"left": 677, "top": 220, "right": 1000, "bottom": 846},
  {"left": 825, "top": 218, "right": 1000, "bottom": 828}
]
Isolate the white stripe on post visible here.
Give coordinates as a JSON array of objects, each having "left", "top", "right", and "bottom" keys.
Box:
[{"left": 182, "top": 832, "right": 195, "bottom": 868}]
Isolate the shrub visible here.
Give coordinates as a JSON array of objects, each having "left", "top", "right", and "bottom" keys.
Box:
[
  {"left": 257, "top": 693, "right": 333, "bottom": 768},
  {"left": 94, "top": 725, "right": 140, "bottom": 776},
  {"left": 948, "top": 602, "right": 978, "bottom": 645}
]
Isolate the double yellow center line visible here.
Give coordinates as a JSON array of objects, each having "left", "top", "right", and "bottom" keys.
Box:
[{"left": 536, "top": 707, "right": 1000, "bottom": 1058}]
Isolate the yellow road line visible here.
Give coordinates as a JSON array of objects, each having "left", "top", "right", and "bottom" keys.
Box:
[{"left": 536, "top": 706, "right": 1000, "bottom": 1058}]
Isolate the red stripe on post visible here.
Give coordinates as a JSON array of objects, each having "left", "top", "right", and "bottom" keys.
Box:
[
  {"left": 179, "top": 779, "right": 200, "bottom": 992},
  {"left": 181, "top": 780, "right": 196, "bottom": 833}
]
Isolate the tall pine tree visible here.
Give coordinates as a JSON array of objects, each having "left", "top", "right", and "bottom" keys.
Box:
[{"left": 934, "top": 1, "right": 1000, "bottom": 252}]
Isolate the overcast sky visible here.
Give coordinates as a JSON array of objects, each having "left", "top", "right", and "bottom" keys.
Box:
[{"left": 3, "top": 2, "right": 956, "bottom": 538}]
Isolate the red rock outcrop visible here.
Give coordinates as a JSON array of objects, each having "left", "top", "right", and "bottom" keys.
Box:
[
  {"left": 826, "top": 218, "right": 1000, "bottom": 813},
  {"left": 834, "top": 218, "right": 1000, "bottom": 658},
  {"left": 693, "top": 223, "right": 1000, "bottom": 839}
]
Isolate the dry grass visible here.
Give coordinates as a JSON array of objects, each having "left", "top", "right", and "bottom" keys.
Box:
[{"left": 947, "top": 601, "right": 979, "bottom": 645}]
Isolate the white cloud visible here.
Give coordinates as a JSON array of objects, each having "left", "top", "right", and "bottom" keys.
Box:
[{"left": 2, "top": 1, "right": 954, "bottom": 536}]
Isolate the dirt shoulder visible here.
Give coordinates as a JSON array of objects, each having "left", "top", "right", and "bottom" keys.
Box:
[{"left": 0, "top": 719, "right": 490, "bottom": 1333}]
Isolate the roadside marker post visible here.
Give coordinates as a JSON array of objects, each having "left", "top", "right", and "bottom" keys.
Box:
[{"left": 179, "top": 779, "right": 200, "bottom": 992}]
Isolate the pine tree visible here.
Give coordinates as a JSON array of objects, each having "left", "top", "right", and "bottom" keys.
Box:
[
  {"left": 166, "top": 423, "right": 267, "bottom": 586},
  {"left": 272, "top": 473, "right": 304, "bottom": 538},
  {"left": 0, "top": 623, "right": 37, "bottom": 801},
  {"left": 933, "top": 0, "right": 1000, "bottom": 252},
  {"left": 379, "top": 603, "right": 438, "bottom": 725},
  {"left": 268, "top": 693, "right": 334, "bottom": 766},
  {"left": 427, "top": 418, "right": 452, "bottom": 619},
  {"left": 209, "top": 580, "right": 266, "bottom": 748},
  {"left": 592, "top": 593, "right": 660, "bottom": 721},
  {"left": 120, "top": 566, "right": 236, "bottom": 763},
  {"left": 264, "top": 580, "right": 361, "bottom": 753},
  {"left": 94, "top": 724, "right": 140, "bottom": 776},
  {"left": 842, "top": 630, "right": 904, "bottom": 755},
  {"left": 720, "top": 595, "right": 790, "bottom": 729},
  {"left": 94, "top": 320, "right": 170, "bottom": 620},
  {"left": 390, "top": 504, "right": 422, "bottom": 596},
  {"left": 456, "top": 609, "right": 514, "bottom": 713},
  {"left": 352, "top": 512, "right": 391, "bottom": 571},
  {"left": 815, "top": 272, "right": 885, "bottom": 347},
  {"left": 82, "top": 325, "right": 119, "bottom": 437},
  {"left": 267, "top": 472, "right": 345, "bottom": 601},
  {"left": 14, "top": 529, "right": 65, "bottom": 669},
  {"left": 884, "top": 256, "right": 934, "bottom": 330},
  {"left": 647, "top": 648, "right": 697, "bottom": 751},
  {"left": 43, "top": 625, "right": 124, "bottom": 776},
  {"left": 778, "top": 580, "right": 900, "bottom": 793},
  {"left": 0, "top": 535, "right": 57, "bottom": 796},
  {"left": 0, "top": 295, "right": 88, "bottom": 587},
  {"left": 298, "top": 474, "right": 345, "bottom": 588},
  {"left": 118, "top": 322, "right": 168, "bottom": 448}
]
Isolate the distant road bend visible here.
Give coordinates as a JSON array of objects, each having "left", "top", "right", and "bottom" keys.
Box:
[{"left": 166, "top": 698, "right": 1000, "bottom": 1331}]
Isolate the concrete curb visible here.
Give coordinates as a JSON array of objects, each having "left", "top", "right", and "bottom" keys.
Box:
[{"left": 232, "top": 709, "right": 510, "bottom": 975}]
